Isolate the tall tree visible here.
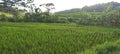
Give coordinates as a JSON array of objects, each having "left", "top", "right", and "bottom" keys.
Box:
[
  {"left": 106, "top": 4, "right": 113, "bottom": 12},
  {"left": 1, "top": 0, "right": 34, "bottom": 7},
  {"left": 40, "top": 3, "right": 55, "bottom": 14}
]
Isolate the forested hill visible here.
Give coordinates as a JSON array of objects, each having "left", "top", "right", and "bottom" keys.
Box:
[
  {"left": 55, "top": 8, "right": 81, "bottom": 14},
  {"left": 55, "top": 1, "right": 120, "bottom": 14},
  {"left": 82, "top": 1, "right": 120, "bottom": 12}
]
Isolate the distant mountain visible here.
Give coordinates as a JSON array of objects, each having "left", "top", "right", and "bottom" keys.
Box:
[
  {"left": 56, "top": 1, "right": 120, "bottom": 14},
  {"left": 82, "top": 1, "right": 120, "bottom": 12},
  {"left": 55, "top": 8, "right": 81, "bottom": 14},
  {"left": 113, "top": 6, "right": 120, "bottom": 10}
]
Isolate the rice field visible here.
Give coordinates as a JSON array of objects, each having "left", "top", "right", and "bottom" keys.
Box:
[{"left": 0, "top": 22, "right": 120, "bottom": 54}]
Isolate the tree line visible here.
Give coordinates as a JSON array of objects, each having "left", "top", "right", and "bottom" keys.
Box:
[
  {"left": 56, "top": 9, "right": 120, "bottom": 27},
  {"left": 0, "top": 6, "right": 120, "bottom": 27},
  {"left": 76, "top": 10, "right": 120, "bottom": 26},
  {"left": 0, "top": 1, "right": 120, "bottom": 27}
]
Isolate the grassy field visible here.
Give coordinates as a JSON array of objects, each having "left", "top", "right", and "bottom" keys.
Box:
[{"left": 0, "top": 22, "right": 120, "bottom": 54}]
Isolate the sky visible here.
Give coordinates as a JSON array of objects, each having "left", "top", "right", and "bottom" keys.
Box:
[
  {"left": 1, "top": 0, "right": 120, "bottom": 12},
  {"left": 33, "top": 0, "right": 120, "bottom": 12},
  {"left": 1, "top": 0, "right": 120, "bottom": 11}
]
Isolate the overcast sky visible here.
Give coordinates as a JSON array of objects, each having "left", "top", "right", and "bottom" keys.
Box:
[
  {"left": 0, "top": 0, "right": 120, "bottom": 12},
  {"left": 29, "top": 0, "right": 120, "bottom": 12}
]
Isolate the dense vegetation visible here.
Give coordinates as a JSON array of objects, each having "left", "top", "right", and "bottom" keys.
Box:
[
  {"left": 55, "top": 2, "right": 120, "bottom": 27},
  {"left": 57, "top": 10, "right": 120, "bottom": 27},
  {"left": 0, "top": 5, "right": 18, "bottom": 14},
  {"left": 0, "top": 2, "right": 120, "bottom": 27},
  {"left": 80, "top": 39, "right": 120, "bottom": 54},
  {"left": 0, "top": 22, "right": 120, "bottom": 54}
]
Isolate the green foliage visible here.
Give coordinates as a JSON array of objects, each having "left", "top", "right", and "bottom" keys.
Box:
[
  {"left": 24, "top": 13, "right": 57, "bottom": 23},
  {"left": 57, "top": 10, "right": 120, "bottom": 27},
  {"left": 0, "top": 3, "right": 119, "bottom": 27},
  {"left": 0, "top": 5, "right": 18, "bottom": 15},
  {"left": 80, "top": 39, "right": 120, "bottom": 54},
  {"left": 0, "top": 22, "right": 120, "bottom": 54}
]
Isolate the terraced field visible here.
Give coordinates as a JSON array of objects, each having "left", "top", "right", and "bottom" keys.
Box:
[{"left": 0, "top": 22, "right": 120, "bottom": 54}]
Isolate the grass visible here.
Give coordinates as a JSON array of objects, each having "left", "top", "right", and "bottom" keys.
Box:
[{"left": 0, "top": 22, "right": 120, "bottom": 54}]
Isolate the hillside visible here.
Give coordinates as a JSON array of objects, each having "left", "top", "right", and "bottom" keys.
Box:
[
  {"left": 55, "top": 8, "right": 81, "bottom": 14},
  {"left": 55, "top": 1, "right": 120, "bottom": 14},
  {"left": 82, "top": 1, "right": 120, "bottom": 12}
]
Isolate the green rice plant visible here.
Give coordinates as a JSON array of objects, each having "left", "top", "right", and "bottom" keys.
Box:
[{"left": 0, "top": 22, "right": 119, "bottom": 54}]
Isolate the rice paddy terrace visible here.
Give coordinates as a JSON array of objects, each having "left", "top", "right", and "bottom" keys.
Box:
[{"left": 0, "top": 22, "right": 120, "bottom": 54}]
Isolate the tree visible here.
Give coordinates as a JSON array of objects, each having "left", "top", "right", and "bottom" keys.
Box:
[
  {"left": 106, "top": 4, "right": 113, "bottom": 12},
  {"left": 1, "top": 0, "right": 34, "bottom": 7},
  {"left": 40, "top": 3, "right": 55, "bottom": 14}
]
